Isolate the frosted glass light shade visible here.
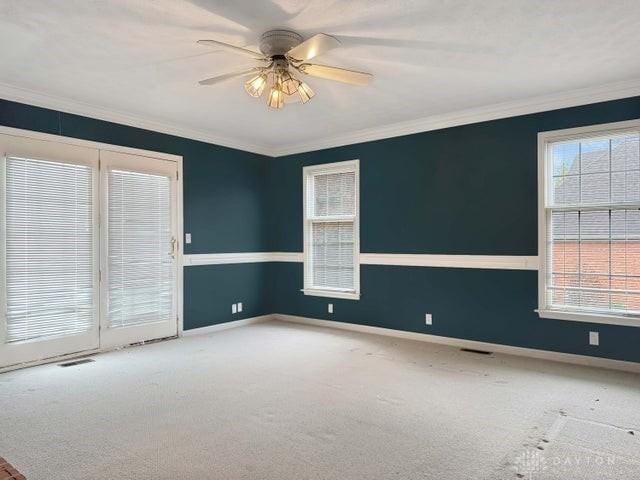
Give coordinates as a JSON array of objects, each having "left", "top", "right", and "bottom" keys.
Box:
[
  {"left": 267, "top": 85, "right": 285, "bottom": 109},
  {"left": 244, "top": 74, "right": 267, "bottom": 97},
  {"left": 297, "top": 81, "right": 315, "bottom": 103},
  {"left": 280, "top": 72, "right": 298, "bottom": 95}
]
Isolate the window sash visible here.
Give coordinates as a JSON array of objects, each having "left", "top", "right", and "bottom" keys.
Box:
[{"left": 308, "top": 219, "right": 355, "bottom": 292}]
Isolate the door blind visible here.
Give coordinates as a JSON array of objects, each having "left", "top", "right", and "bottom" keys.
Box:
[
  {"left": 5, "top": 156, "right": 95, "bottom": 343},
  {"left": 107, "top": 169, "right": 173, "bottom": 328}
]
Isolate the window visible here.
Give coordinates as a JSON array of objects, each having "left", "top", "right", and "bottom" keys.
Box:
[
  {"left": 538, "top": 120, "right": 640, "bottom": 326},
  {"left": 303, "top": 160, "right": 360, "bottom": 300}
]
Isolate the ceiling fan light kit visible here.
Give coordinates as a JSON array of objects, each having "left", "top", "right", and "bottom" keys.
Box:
[{"left": 198, "top": 30, "right": 373, "bottom": 111}]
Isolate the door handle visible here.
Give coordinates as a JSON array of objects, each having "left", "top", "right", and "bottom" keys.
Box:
[{"left": 169, "top": 237, "right": 177, "bottom": 259}]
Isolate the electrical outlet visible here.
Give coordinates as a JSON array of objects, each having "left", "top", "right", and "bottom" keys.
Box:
[
  {"left": 237, "top": 302, "right": 243, "bottom": 313},
  {"left": 425, "top": 313, "right": 432, "bottom": 325},
  {"left": 185, "top": 233, "right": 192, "bottom": 244},
  {"left": 589, "top": 331, "right": 599, "bottom": 346},
  {"left": 232, "top": 303, "right": 237, "bottom": 314},
  {"left": 328, "top": 303, "right": 333, "bottom": 314}
]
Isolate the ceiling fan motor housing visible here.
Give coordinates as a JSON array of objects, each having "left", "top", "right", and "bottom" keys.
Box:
[{"left": 260, "top": 29, "right": 303, "bottom": 57}]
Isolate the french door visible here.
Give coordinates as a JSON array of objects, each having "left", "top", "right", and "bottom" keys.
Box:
[
  {"left": 99, "top": 151, "right": 178, "bottom": 348},
  {"left": 0, "top": 133, "right": 179, "bottom": 368}
]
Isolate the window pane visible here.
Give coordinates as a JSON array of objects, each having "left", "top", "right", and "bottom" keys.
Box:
[
  {"left": 580, "top": 139, "right": 609, "bottom": 174},
  {"left": 580, "top": 172, "right": 609, "bottom": 204},
  {"left": 611, "top": 133, "right": 640, "bottom": 171},
  {"left": 552, "top": 142, "right": 579, "bottom": 176}
]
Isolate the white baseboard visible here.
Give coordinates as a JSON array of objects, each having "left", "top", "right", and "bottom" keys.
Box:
[
  {"left": 181, "top": 315, "right": 273, "bottom": 337},
  {"left": 274, "top": 314, "right": 640, "bottom": 374}
]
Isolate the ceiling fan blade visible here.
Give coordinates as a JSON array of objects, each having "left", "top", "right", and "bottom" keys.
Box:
[
  {"left": 198, "top": 68, "right": 261, "bottom": 86},
  {"left": 286, "top": 34, "right": 341, "bottom": 62},
  {"left": 197, "top": 39, "right": 266, "bottom": 60},
  {"left": 298, "top": 64, "right": 372, "bottom": 86}
]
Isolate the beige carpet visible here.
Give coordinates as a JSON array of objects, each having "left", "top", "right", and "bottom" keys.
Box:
[{"left": 0, "top": 320, "right": 638, "bottom": 479}]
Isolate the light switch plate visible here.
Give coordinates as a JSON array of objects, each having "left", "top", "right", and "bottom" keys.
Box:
[
  {"left": 589, "top": 331, "right": 599, "bottom": 346},
  {"left": 232, "top": 303, "right": 237, "bottom": 314},
  {"left": 237, "top": 302, "right": 243, "bottom": 313},
  {"left": 185, "top": 233, "right": 192, "bottom": 244},
  {"left": 425, "top": 313, "right": 432, "bottom": 325},
  {"left": 328, "top": 303, "right": 333, "bottom": 314}
]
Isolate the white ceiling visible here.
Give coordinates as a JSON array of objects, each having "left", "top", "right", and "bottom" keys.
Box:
[{"left": 1, "top": 0, "right": 640, "bottom": 156}]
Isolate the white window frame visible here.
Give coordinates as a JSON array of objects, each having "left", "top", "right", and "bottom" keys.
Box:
[
  {"left": 303, "top": 160, "right": 360, "bottom": 300},
  {"left": 537, "top": 119, "right": 640, "bottom": 327}
]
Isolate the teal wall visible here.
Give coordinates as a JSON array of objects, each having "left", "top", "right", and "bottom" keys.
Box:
[
  {"left": 266, "top": 96, "right": 640, "bottom": 363},
  {"left": 3, "top": 95, "right": 640, "bottom": 363},
  {"left": 0, "top": 99, "right": 270, "bottom": 329}
]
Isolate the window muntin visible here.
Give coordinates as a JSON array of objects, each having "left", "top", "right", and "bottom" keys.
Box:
[
  {"left": 303, "top": 161, "right": 359, "bottom": 299},
  {"left": 542, "top": 127, "right": 640, "bottom": 319}
]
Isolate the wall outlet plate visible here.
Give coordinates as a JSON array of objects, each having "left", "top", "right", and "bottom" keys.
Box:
[
  {"left": 425, "top": 313, "right": 432, "bottom": 325},
  {"left": 328, "top": 303, "right": 333, "bottom": 314},
  {"left": 237, "top": 302, "right": 243, "bottom": 313},
  {"left": 232, "top": 303, "right": 237, "bottom": 314},
  {"left": 185, "top": 233, "right": 192, "bottom": 244},
  {"left": 589, "top": 331, "right": 599, "bottom": 346}
]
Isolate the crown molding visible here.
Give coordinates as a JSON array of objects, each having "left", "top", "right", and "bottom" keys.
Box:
[
  {"left": 0, "top": 82, "right": 278, "bottom": 156},
  {"left": 1, "top": 79, "right": 639, "bottom": 158},
  {"left": 270, "top": 78, "right": 640, "bottom": 157}
]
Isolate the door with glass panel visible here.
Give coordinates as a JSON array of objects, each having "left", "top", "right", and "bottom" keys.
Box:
[
  {"left": 0, "top": 134, "right": 99, "bottom": 367},
  {"left": 98, "top": 150, "right": 178, "bottom": 349}
]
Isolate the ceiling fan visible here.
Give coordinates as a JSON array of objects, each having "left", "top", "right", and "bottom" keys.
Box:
[{"left": 197, "top": 29, "right": 373, "bottom": 109}]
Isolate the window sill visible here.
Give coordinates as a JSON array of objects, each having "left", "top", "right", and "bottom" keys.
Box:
[
  {"left": 302, "top": 288, "right": 360, "bottom": 301},
  {"left": 537, "top": 309, "right": 640, "bottom": 327}
]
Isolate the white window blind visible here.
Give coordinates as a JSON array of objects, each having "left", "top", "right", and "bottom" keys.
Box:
[
  {"left": 107, "top": 169, "right": 174, "bottom": 327},
  {"left": 5, "top": 157, "right": 95, "bottom": 343},
  {"left": 304, "top": 161, "right": 359, "bottom": 298},
  {"left": 543, "top": 129, "right": 640, "bottom": 318}
]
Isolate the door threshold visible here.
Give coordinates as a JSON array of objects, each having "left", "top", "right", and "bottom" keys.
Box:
[{"left": 0, "top": 336, "right": 178, "bottom": 374}]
